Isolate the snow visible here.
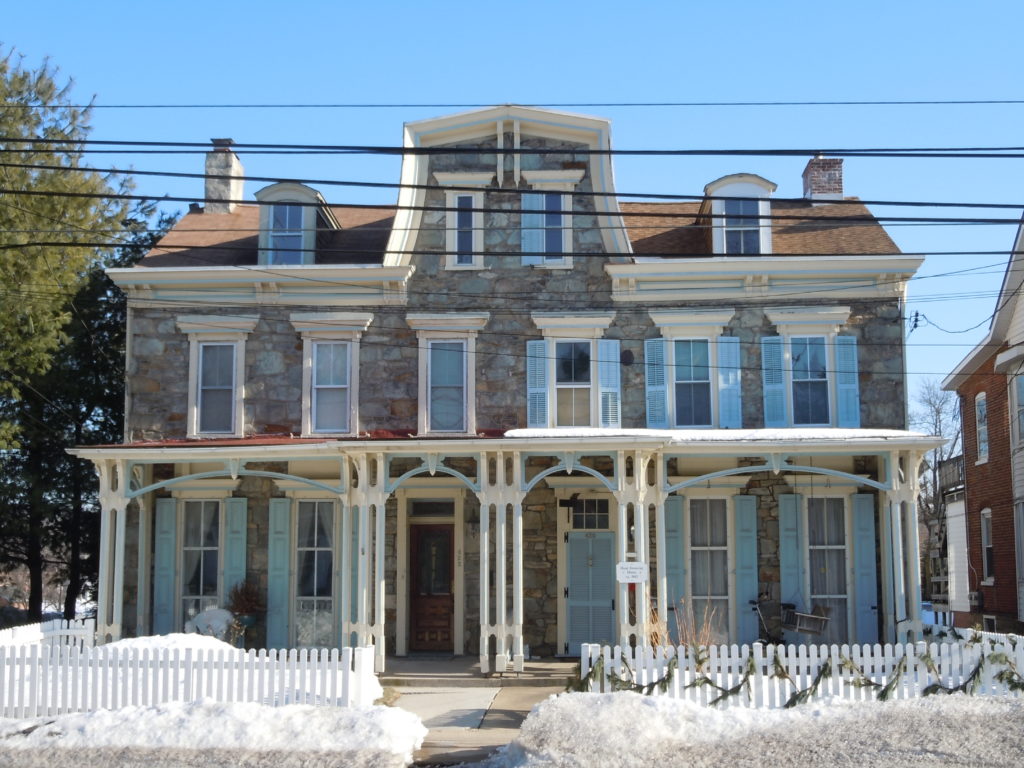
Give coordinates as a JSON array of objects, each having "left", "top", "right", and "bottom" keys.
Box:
[
  {"left": 481, "top": 692, "right": 1024, "bottom": 767},
  {"left": 505, "top": 427, "right": 937, "bottom": 443},
  {"left": 104, "top": 632, "right": 239, "bottom": 653}
]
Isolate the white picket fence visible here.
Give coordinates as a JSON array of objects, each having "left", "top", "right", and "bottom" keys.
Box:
[
  {"left": 0, "top": 644, "right": 379, "bottom": 717},
  {"left": 581, "top": 641, "right": 1024, "bottom": 708},
  {"left": 0, "top": 618, "right": 94, "bottom": 649}
]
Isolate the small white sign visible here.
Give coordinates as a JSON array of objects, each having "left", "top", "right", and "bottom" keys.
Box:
[{"left": 616, "top": 561, "right": 648, "bottom": 583}]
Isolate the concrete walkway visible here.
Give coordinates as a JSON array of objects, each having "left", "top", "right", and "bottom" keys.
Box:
[{"left": 385, "top": 657, "right": 573, "bottom": 765}]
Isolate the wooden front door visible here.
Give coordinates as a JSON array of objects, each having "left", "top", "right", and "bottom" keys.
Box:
[{"left": 410, "top": 524, "right": 454, "bottom": 651}]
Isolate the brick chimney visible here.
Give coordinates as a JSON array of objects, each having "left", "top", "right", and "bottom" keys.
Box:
[
  {"left": 204, "top": 138, "right": 244, "bottom": 214},
  {"left": 802, "top": 154, "right": 843, "bottom": 202}
]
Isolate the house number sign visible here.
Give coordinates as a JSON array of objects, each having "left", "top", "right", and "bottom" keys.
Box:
[{"left": 616, "top": 561, "right": 648, "bottom": 583}]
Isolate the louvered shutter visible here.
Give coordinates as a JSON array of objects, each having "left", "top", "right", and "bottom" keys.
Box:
[
  {"left": 644, "top": 338, "right": 669, "bottom": 428},
  {"left": 734, "top": 495, "right": 759, "bottom": 644},
  {"left": 152, "top": 498, "right": 177, "bottom": 635},
  {"left": 852, "top": 494, "right": 879, "bottom": 644},
  {"left": 717, "top": 336, "right": 742, "bottom": 429},
  {"left": 835, "top": 335, "right": 861, "bottom": 428},
  {"left": 521, "top": 192, "right": 543, "bottom": 265},
  {"left": 761, "top": 336, "right": 787, "bottom": 427},
  {"left": 266, "top": 498, "right": 291, "bottom": 649},
  {"left": 223, "top": 498, "right": 248, "bottom": 598},
  {"left": 526, "top": 339, "right": 549, "bottom": 427},
  {"left": 597, "top": 339, "right": 621, "bottom": 428},
  {"left": 778, "top": 493, "right": 807, "bottom": 624},
  {"left": 664, "top": 494, "right": 686, "bottom": 644}
]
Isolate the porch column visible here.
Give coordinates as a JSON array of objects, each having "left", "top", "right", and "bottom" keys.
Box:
[
  {"left": 478, "top": 496, "right": 491, "bottom": 672},
  {"left": 95, "top": 459, "right": 129, "bottom": 644},
  {"left": 654, "top": 457, "right": 668, "bottom": 636},
  {"left": 340, "top": 495, "right": 352, "bottom": 645},
  {"left": 495, "top": 502, "right": 507, "bottom": 662},
  {"left": 512, "top": 500, "right": 524, "bottom": 670},
  {"left": 135, "top": 493, "right": 153, "bottom": 637},
  {"left": 372, "top": 493, "right": 387, "bottom": 672},
  {"left": 902, "top": 450, "right": 925, "bottom": 640},
  {"left": 616, "top": 499, "right": 630, "bottom": 645}
]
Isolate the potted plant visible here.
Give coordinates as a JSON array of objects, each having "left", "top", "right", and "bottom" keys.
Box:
[{"left": 226, "top": 580, "right": 265, "bottom": 628}]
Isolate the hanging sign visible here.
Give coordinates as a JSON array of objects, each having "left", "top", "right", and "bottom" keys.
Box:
[{"left": 616, "top": 561, "right": 648, "bottom": 583}]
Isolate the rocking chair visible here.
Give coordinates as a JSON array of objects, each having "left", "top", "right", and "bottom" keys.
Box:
[{"left": 781, "top": 603, "right": 831, "bottom": 636}]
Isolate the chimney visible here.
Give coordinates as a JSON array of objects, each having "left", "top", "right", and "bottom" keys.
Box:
[
  {"left": 802, "top": 154, "right": 843, "bottom": 202},
  {"left": 204, "top": 138, "right": 244, "bottom": 214}
]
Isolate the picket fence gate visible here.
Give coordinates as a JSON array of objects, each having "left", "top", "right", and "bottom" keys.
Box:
[
  {"left": 0, "top": 618, "right": 94, "bottom": 650},
  {"left": 0, "top": 644, "right": 379, "bottom": 717},
  {"left": 581, "top": 641, "right": 1024, "bottom": 708}
]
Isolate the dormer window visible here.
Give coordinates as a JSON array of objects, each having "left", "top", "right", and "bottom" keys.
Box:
[
  {"left": 255, "top": 182, "right": 338, "bottom": 266},
  {"left": 704, "top": 174, "right": 776, "bottom": 256},
  {"left": 521, "top": 169, "right": 584, "bottom": 269},
  {"left": 270, "top": 204, "right": 304, "bottom": 265}
]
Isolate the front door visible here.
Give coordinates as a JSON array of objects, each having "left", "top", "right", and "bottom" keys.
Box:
[
  {"left": 566, "top": 531, "right": 616, "bottom": 654},
  {"left": 410, "top": 524, "right": 454, "bottom": 651}
]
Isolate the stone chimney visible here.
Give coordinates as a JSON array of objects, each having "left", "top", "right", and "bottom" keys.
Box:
[
  {"left": 204, "top": 138, "right": 244, "bottom": 214},
  {"left": 802, "top": 154, "right": 843, "bottom": 202}
]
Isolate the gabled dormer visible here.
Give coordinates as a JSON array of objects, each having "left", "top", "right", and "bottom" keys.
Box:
[
  {"left": 255, "top": 182, "right": 340, "bottom": 265},
  {"left": 699, "top": 174, "right": 777, "bottom": 256}
]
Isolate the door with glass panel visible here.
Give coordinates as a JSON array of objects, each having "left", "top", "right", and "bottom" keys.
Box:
[
  {"left": 688, "top": 498, "right": 729, "bottom": 643},
  {"left": 807, "top": 498, "right": 848, "bottom": 644},
  {"left": 181, "top": 500, "right": 219, "bottom": 624},
  {"left": 296, "top": 500, "right": 334, "bottom": 647}
]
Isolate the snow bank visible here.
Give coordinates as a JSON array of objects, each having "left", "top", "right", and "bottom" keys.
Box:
[
  {"left": 103, "top": 633, "right": 239, "bottom": 653},
  {"left": 486, "top": 692, "right": 1024, "bottom": 767},
  {"left": 0, "top": 699, "right": 425, "bottom": 764}
]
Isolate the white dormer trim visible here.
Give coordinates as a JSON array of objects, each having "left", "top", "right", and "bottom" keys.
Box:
[
  {"left": 255, "top": 182, "right": 335, "bottom": 266},
  {"left": 765, "top": 306, "right": 851, "bottom": 336},
  {"left": 532, "top": 312, "right": 615, "bottom": 340},
  {"left": 521, "top": 169, "right": 585, "bottom": 191},
  {"left": 705, "top": 174, "right": 777, "bottom": 256},
  {"left": 649, "top": 309, "right": 735, "bottom": 339}
]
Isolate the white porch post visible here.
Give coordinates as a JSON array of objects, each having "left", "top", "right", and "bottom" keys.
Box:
[
  {"left": 95, "top": 459, "right": 129, "bottom": 644},
  {"left": 654, "top": 456, "right": 668, "bottom": 635},
  {"left": 340, "top": 494, "right": 352, "bottom": 645},
  {"left": 478, "top": 495, "right": 491, "bottom": 672},
  {"left": 512, "top": 500, "right": 524, "bottom": 670},
  {"left": 495, "top": 501, "right": 507, "bottom": 663},
  {"left": 373, "top": 491, "right": 387, "bottom": 672},
  {"left": 135, "top": 492, "right": 153, "bottom": 638},
  {"left": 903, "top": 450, "right": 925, "bottom": 639},
  {"left": 616, "top": 498, "right": 630, "bottom": 646}
]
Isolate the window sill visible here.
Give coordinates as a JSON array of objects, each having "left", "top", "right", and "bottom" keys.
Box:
[
  {"left": 303, "top": 431, "right": 356, "bottom": 438},
  {"left": 980, "top": 578, "right": 994, "bottom": 586},
  {"left": 530, "top": 262, "right": 572, "bottom": 270},
  {"left": 445, "top": 263, "right": 483, "bottom": 271},
  {"left": 976, "top": 458, "right": 989, "bottom": 466}
]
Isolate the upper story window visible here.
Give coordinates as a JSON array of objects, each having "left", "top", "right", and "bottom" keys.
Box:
[
  {"left": 256, "top": 182, "right": 338, "bottom": 266},
  {"left": 434, "top": 172, "right": 492, "bottom": 271},
  {"left": 521, "top": 169, "right": 584, "bottom": 269},
  {"left": 644, "top": 310, "right": 740, "bottom": 429},
  {"left": 528, "top": 313, "right": 619, "bottom": 429},
  {"left": 703, "top": 174, "right": 776, "bottom": 256},
  {"left": 762, "top": 307, "right": 859, "bottom": 428},
  {"left": 1015, "top": 376, "right": 1024, "bottom": 445},
  {"left": 290, "top": 312, "right": 373, "bottom": 437},
  {"left": 980, "top": 507, "right": 994, "bottom": 581},
  {"left": 407, "top": 313, "right": 489, "bottom": 435},
  {"left": 177, "top": 315, "right": 258, "bottom": 437},
  {"left": 975, "top": 392, "right": 989, "bottom": 463}
]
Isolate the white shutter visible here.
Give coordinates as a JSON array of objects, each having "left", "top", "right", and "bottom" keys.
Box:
[
  {"left": 526, "top": 339, "right": 549, "bottom": 427},
  {"left": 761, "top": 336, "right": 787, "bottom": 427},
  {"left": 597, "top": 339, "right": 621, "bottom": 428},
  {"left": 835, "top": 335, "right": 861, "bottom": 428},
  {"left": 521, "top": 192, "right": 543, "bottom": 265},
  {"left": 644, "top": 338, "right": 668, "bottom": 428},
  {"left": 717, "top": 336, "right": 742, "bottom": 428}
]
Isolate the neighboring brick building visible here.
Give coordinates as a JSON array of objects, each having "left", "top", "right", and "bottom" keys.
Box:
[
  {"left": 943, "top": 221, "right": 1024, "bottom": 633},
  {"left": 72, "top": 106, "right": 941, "bottom": 671}
]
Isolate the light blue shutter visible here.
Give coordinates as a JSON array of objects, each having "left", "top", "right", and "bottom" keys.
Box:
[
  {"left": 152, "top": 498, "right": 177, "bottom": 635},
  {"left": 734, "top": 495, "right": 759, "bottom": 644},
  {"left": 717, "top": 336, "right": 742, "bottom": 429},
  {"left": 266, "top": 499, "right": 291, "bottom": 649},
  {"left": 761, "top": 336, "right": 787, "bottom": 428},
  {"left": 526, "top": 340, "right": 549, "bottom": 427},
  {"left": 835, "top": 335, "right": 861, "bottom": 428},
  {"left": 778, "top": 494, "right": 806, "bottom": 620},
  {"left": 223, "top": 498, "right": 248, "bottom": 597},
  {"left": 521, "top": 192, "right": 543, "bottom": 265},
  {"left": 597, "top": 339, "right": 621, "bottom": 428},
  {"left": 590, "top": 533, "right": 616, "bottom": 646},
  {"left": 852, "top": 494, "right": 879, "bottom": 644},
  {"left": 664, "top": 495, "right": 686, "bottom": 644},
  {"left": 644, "top": 338, "right": 669, "bottom": 428}
]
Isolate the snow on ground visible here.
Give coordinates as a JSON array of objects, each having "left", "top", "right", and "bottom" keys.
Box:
[
  {"left": 0, "top": 699, "right": 425, "bottom": 767},
  {"left": 104, "top": 632, "right": 239, "bottom": 652},
  {"left": 482, "top": 692, "right": 1024, "bottom": 767}
]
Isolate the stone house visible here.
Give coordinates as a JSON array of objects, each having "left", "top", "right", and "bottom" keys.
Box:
[
  {"left": 942, "top": 219, "right": 1024, "bottom": 633},
  {"left": 72, "top": 106, "right": 940, "bottom": 671}
]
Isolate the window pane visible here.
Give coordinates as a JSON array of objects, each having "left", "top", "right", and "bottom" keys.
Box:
[
  {"left": 675, "top": 382, "right": 712, "bottom": 426},
  {"left": 315, "top": 343, "right": 347, "bottom": 387},
  {"left": 203, "top": 506, "right": 219, "bottom": 547},
  {"left": 297, "top": 503, "right": 317, "bottom": 548},
  {"left": 708, "top": 550, "right": 728, "bottom": 595},
  {"left": 298, "top": 550, "right": 317, "bottom": 597},
  {"left": 708, "top": 500, "right": 727, "bottom": 545},
  {"left": 793, "top": 380, "right": 829, "bottom": 425},
  {"left": 272, "top": 204, "right": 301, "bottom": 230},
  {"left": 314, "top": 387, "right": 347, "bottom": 432},
  {"left": 430, "top": 343, "right": 464, "bottom": 387},
  {"left": 316, "top": 551, "right": 333, "bottom": 596},
  {"left": 201, "top": 345, "right": 234, "bottom": 387},
  {"left": 316, "top": 502, "right": 333, "bottom": 548},
  {"left": 201, "top": 549, "right": 218, "bottom": 595},
  {"left": 691, "top": 501, "right": 709, "bottom": 547},
  {"left": 556, "top": 388, "right": 591, "bottom": 426},
  {"left": 556, "top": 342, "right": 590, "bottom": 384},
  {"left": 183, "top": 550, "right": 201, "bottom": 595},
  {"left": 200, "top": 389, "right": 233, "bottom": 432},
  {"left": 184, "top": 503, "right": 203, "bottom": 547}
]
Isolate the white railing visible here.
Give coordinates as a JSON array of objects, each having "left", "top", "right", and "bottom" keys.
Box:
[
  {"left": 0, "top": 645, "right": 380, "bottom": 717},
  {"left": 922, "top": 623, "right": 1021, "bottom": 647},
  {"left": 0, "top": 618, "right": 94, "bottom": 649},
  {"left": 581, "top": 641, "right": 1024, "bottom": 708}
]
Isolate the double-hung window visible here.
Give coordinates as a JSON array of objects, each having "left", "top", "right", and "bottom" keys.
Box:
[
  {"left": 976, "top": 393, "right": 989, "bottom": 463},
  {"left": 291, "top": 312, "right": 371, "bottom": 437},
  {"left": 674, "top": 340, "right": 712, "bottom": 427},
  {"left": 981, "top": 508, "right": 994, "bottom": 581},
  {"left": 723, "top": 198, "right": 760, "bottom": 255},
  {"left": 181, "top": 500, "right": 220, "bottom": 623},
  {"left": 520, "top": 171, "right": 583, "bottom": 268},
  {"left": 408, "top": 313, "right": 488, "bottom": 435},
  {"left": 555, "top": 340, "right": 592, "bottom": 427},
  {"left": 790, "top": 336, "right": 829, "bottom": 425},
  {"left": 269, "top": 203, "right": 304, "bottom": 265},
  {"left": 296, "top": 500, "right": 334, "bottom": 647},
  {"left": 177, "top": 315, "right": 257, "bottom": 438},
  {"left": 444, "top": 189, "right": 484, "bottom": 269},
  {"left": 689, "top": 498, "right": 729, "bottom": 642},
  {"left": 806, "top": 497, "right": 848, "bottom": 644}
]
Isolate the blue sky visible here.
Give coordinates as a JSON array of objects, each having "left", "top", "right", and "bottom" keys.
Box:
[{"left": 5, "top": 1, "right": 1024, "bottom": 406}]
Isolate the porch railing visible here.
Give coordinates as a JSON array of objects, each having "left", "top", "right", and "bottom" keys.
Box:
[
  {"left": 0, "top": 645, "right": 380, "bottom": 717},
  {"left": 580, "top": 641, "right": 1024, "bottom": 707}
]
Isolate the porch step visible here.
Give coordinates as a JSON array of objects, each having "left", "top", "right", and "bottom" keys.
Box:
[{"left": 381, "top": 656, "right": 577, "bottom": 688}]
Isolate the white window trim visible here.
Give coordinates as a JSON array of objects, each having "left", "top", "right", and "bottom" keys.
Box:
[
  {"left": 521, "top": 172, "right": 583, "bottom": 270},
  {"left": 255, "top": 182, "right": 336, "bottom": 266},
  {"left": 976, "top": 392, "right": 990, "bottom": 465},
  {"left": 650, "top": 310, "right": 734, "bottom": 429},
  {"left": 802, "top": 494, "right": 854, "bottom": 644},
  {"left": 444, "top": 190, "right": 484, "bottom": 270},
  {"left": 173, "top": 495, "right": 227, "bottom": 631},
  {"left": 532, "top": 313, "right": 614, "bottom": 429},
  {"left": 293, "top": 498, "right": 339, "bottom": 648},
  {"left": 705, "top": 175, "right": 777, "bottom": 256},
  {"left": 407, "top": 313, "right": 489, "bottom": 436},
  {"left": 685, "top": 492, "right": 736, "bottom": 641},
  {"left": 980, "top": 507, "right": 994, "bottom": 584},
  {"left": 177, "top": 315, "right": 257, "bottom": 438},
  {"left": 290, "top": 312, "right": 372, "bottom": 437},
  {"left": 766, "top": 307, "right": 851, "bottom": 428},
  {"left": 1012, "top": 375, "right": 1024, "bottom": 449}
]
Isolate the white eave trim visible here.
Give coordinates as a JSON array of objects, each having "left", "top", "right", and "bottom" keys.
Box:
[
  {"left": 108, "top": 264, "right": 414, "bottom": 288},
  {"left": 406, "top": 312, "right": 491, "bottom": 332}
]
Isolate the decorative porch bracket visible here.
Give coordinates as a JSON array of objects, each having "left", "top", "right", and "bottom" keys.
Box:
[
  {"left": 384, "top": 453, "right": 481, "bottom": 496},
  {"left": 520, "top": 451, "right": 618, "bottom": 494}
]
